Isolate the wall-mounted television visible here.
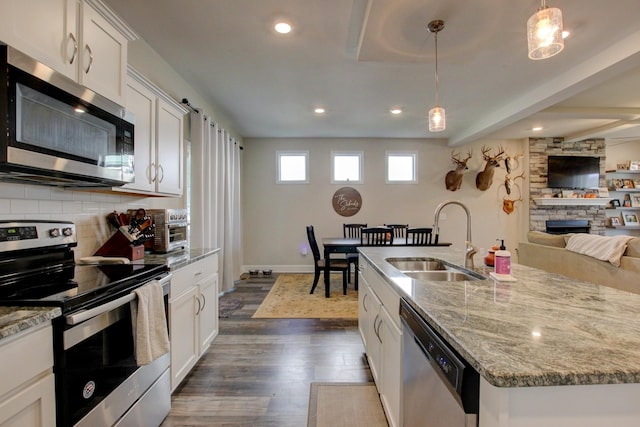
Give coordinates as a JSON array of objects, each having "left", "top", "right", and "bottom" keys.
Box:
[{"left": 547, "top": 156, "right": 600, "bottom": 189}]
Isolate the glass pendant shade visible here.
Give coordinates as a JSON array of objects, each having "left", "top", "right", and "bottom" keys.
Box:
[
  {"left": 527, "top": 6, "right": 564, "bottom": 60},
  {"left": 428, "top": 106, "right": 446, "bottom": 132}
]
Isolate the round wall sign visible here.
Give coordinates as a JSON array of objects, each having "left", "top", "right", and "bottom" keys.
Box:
[{"left": 332, "top": 187, "right": 362, "bottom": 217}]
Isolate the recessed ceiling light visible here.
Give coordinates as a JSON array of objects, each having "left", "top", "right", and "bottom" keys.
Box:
[
  {"left": 390, "top": 108, "right": 402, "bottom": 115},
  {"left": 274, "top": 21, "right": 292, "bottom": 34},
  {"left": 532, "top": 126, "right": 543, "bottom": 132},
  {"left": 314, "top": 107, "right": 325, "bottom": 114}
]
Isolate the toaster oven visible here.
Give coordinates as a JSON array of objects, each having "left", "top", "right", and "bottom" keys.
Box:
[{"left": 146, "top": 209, "right": 188, "bottom": 253}]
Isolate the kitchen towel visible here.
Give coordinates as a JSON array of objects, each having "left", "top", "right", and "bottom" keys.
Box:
[{"left": 131, "top": 280, "right": 170, "bottom": 366}]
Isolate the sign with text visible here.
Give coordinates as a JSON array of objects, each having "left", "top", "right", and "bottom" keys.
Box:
[{"left": 332, "top": 187, "right": 362, "bottom": 217}]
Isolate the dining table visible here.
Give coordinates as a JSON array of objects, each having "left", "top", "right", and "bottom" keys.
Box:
[{"left": 321, "top": 237, "right": 452, "bottom": 298}]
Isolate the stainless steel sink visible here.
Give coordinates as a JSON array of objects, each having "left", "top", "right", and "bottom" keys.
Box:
[
  {"left": 385, "top": 257, "right": 447, "bottom": 271},
  {"left": 403, "top": 271, "right": 481, "bottom": 282},
  {"left": 385, "top": 257, "right": 485, "bottom": 281}
]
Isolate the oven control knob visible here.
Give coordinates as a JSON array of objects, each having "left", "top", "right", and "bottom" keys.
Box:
[
  {"left": 62, "top": 227, "right": 73, "bottom": 237},
  {"left": 49, "top": 228, "right": 60, "bottom": 238}
]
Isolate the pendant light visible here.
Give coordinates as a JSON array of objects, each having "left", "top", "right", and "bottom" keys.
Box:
[
  {"left": 527, "top": 0, "right": 564, "bottom": 60},
  {"left": 428, "top": 20, "right": 445, "bottom": 132}
]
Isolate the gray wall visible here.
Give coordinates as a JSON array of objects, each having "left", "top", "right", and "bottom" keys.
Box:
[{"left": 241, "top": 137, "right": 529, "bottom": 272}]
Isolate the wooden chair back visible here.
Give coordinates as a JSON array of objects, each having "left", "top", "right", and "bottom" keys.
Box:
[
  {"left": 406, "top": 227, "right": 433, "bottom": 246},
  {"left": 361, "top": 227, "right": 393, "bottom": 245},
  {"left": 384, "top": 224, "right": 409, "bottom": 238},
  {"left": 343, "top": 223, "right": 367, "bottom": 238},
  {"left": 306, "top": 225, "right": 322, "bottom": 261}
]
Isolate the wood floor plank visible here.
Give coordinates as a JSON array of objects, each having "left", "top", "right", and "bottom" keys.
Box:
[{"left": 161, "top": 275, "right": 373, "bottom": 426}]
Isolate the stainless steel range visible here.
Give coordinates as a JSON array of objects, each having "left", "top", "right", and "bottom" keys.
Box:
[{"left": 0, "top": 220, "right": 172, "bottom": 427}]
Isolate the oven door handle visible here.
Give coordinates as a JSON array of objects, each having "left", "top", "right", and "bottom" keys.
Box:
[{"left": 66, "top": 274, "right": 171, "bottom": 325}]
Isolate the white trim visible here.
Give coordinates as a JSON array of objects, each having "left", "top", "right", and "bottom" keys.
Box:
[
  {"left": 386, "top": 151, "right": 418, "bottom": 184},
  {"left": 331, "top": 151, "right": 363, "bottom": 184},
  {"left": 276, "top": 151, "right": 309, "bottom": 184}
]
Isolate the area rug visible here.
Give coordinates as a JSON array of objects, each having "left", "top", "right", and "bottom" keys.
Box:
[
  {"left": 307, "top": 382, "right": 388, "bottom": 427},
  {"left": 218, "top": 298, "right": 241, "bottom": 318},
  {"left": 251, "top": 273, "right": 358, "bottom": 319}
]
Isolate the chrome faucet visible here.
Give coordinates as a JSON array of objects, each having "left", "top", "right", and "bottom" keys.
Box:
[{"left": 433, "top": 200, "right": 477, "bottom": 269}]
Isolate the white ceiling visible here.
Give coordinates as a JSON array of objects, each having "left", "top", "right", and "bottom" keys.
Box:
[{"left": 104, "top": 0, "right": 640, "bottom": 146}]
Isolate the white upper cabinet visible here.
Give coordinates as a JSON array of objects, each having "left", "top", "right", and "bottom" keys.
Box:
[
  {"left": 0, "top": 0, "right": 135, "bottom": 106},
  {"left": 116, "top": 68, "right": 186, "bottom": 197}
]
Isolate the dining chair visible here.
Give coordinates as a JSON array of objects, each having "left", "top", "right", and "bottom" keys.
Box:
[
  {"left": 406, "top": 227, "right": 434, "bottom": 246},
  {"left": 361, "top": 227, "right": 394, "bottom": 245},
  {"left": 343, "top": 223, "right": 367, "bottom": 238},
  {"left": 342, "top": 223, "right": 366, "bottom": 288},
  {"left": 306, "top": 225, "right": 350, "bottom": 295},
  {"left": 384, "top": 224, "right": 409, "bottom": 238}
]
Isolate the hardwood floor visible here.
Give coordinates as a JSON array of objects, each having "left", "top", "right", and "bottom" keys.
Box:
[{"left": 161, "top": 275, "right": 372, "bottom": 426}]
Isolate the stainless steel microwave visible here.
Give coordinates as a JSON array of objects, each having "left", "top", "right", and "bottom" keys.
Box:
[{"left": 0, "top": 44, "right": 134, "bottom": 187}]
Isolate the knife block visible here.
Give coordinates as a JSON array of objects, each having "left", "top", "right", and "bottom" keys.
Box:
[{"left": 94, "top": 230, "right": 145, "bottom": 261}]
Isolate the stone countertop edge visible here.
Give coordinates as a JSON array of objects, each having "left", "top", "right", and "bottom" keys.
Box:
[
  {"left": 0, "top": 306, "right": 61, "bottom": 342},
  {"left": 357, "top": 246, "right": 640, "bottom": 389},
  {"left": 144, "top": 247, "right": 221, "bottom": 270}
]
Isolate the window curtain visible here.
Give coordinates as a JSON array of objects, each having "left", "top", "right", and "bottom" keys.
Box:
[
  {"left": 189, "top": 111, "right": 242, "bottom": 293},
  {"left": 216, "top": 128, "right": 242, "bottom": 293}
]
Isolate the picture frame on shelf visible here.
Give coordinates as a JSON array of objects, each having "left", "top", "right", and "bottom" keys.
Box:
[
  {"left": 631, "top": 161, "right": 640, "bottom": 171},
  {"left": 632, "top": 195, "right": 640, "bottom": 208},
  {"left": 623, "top": 179, "right": 635, "bottom": 189},
  {"left": 623, "top": 194, "right": 632, "bottom": 207},
  {"left": 617, "top": 161, "right": 631, "bottom": 170},
  {"left": 634, "top": 179, "right": 640, "bottom": 188},
  {"left": 612, "top": 179, "right": 623, "bottom": 190},
  {"left": 610, "top": 216, "right": 621, "bottom": 226},
  {"left": 598, "top": 187, "right": 610, "bottom": 198},
  {"left": 611, "top": 199, "right": 621, "bottom": 208},
  {"left": 622, "top": 212, "right": 639, "bottom": 226}
]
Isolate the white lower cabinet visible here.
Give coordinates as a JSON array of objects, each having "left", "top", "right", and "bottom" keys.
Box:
[
  {"left": 169, "top": 254, "right": 219, "bottom": 391},
  {"left": 0, "top": 324, "right": 56, "bottom": 427},
  {"left": 358, "top": 259, "right": 402, "bottom": 427}
]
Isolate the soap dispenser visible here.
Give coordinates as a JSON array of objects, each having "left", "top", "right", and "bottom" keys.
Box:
[{"left": 494, "top": 239, "right": 512, "bottom": 275}]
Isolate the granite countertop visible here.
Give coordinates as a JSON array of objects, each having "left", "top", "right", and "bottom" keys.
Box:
[
  {"left": 358, "top": 246, "right": 640, "bottom": 388},
  {"left": 0, "top": 306, "right": 61, "bottom": 341},
  {"left": 143, "top": 247, "right": 220, "bottom": 270}
]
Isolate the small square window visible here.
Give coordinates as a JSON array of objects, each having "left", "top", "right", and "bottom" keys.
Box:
[
  {"left": 277, "top": 151, "right": 308, "bottom": 183},
  {"left": 387, "top": 152, "right": 417, "bottom": 183},
  {"left": 332, "top": 152, "right": 363, "bottom": 183}
]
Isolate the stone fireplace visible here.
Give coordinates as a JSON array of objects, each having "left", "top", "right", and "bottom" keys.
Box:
[{"left": 528, "top": 137, "right": 607, "bottom": 235}]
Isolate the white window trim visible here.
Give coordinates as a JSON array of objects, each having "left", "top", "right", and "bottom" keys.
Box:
[
  {"left": 331, "top": 151, "right": 364, "bottom": 184},
  {"left": 386, "top": 151, "right": 418, "bottom": 184},
  {"left": 276, "top": 150, "right": 309, "bottom": 184}
]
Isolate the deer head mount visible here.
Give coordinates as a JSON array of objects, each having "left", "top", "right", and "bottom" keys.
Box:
[
  {"left": 476, "top": 145, "right": 505, "bottom": 191},
  {"left": 503, "top": 195, "right": 522, "bottom": 214},
  {"left": 445, "top": 150, "right": 472, "bottom": 191},
  {"left": 504, "top": 171, "right": 526, "bottom": 195},
  {"left": 504, "top": 153, "right": 523, "bottom": 174}
]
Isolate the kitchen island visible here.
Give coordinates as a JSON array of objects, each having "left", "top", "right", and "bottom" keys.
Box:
[{"left": 358, "top": 246, "right": 640, "bottom": 427}]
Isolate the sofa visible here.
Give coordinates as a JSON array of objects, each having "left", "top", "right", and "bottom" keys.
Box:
[{"left": 517, "top": 231, "right": 640, "bottom": 294}]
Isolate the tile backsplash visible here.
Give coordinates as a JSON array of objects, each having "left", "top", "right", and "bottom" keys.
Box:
[{"left": 0, "top": 182, "right": 183, "bottom": 258}]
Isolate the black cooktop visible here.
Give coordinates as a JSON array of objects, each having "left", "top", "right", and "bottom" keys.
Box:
[{"left": 0, "top": 263, "right": 168, "bottom": 313}]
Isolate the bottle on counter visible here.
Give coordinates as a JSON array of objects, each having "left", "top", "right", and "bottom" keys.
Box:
[
  {"left": 484, "top": 243, "right": 500, "bottom": 267},
  {"left": 494, "top": 239, "right": 512, "bottom": 275}
]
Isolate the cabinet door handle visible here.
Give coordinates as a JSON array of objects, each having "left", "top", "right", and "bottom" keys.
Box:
[
  {"left": 150, "top": 163, "right": 157, "bottom": 182},
  {"left": 362, "top": 293, "right": 369, "bottom": 312},
  {"left": 194, "top": 271, "right": 203, "bottom": 277},
  {"left": 68, "top": 32, "right": 78, "bottom": 64},
  {"left": 200, "top": 293, "right": 206, "bottom": 311},
  {"left": 195, "top": 294, "right": 202, "bottom": 315},
  {"left": 84, "top": 44, "right": 93, "bottom": 74},
  {"left": 157, "top": 164, "right": 164, "bottom": 183}
]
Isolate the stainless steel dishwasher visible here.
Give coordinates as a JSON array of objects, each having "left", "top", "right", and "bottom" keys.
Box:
[{"left": 400, "top": 298, "right": 479, "bottom": 427}]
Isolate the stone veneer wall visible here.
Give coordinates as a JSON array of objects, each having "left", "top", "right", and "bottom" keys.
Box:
[{"left": 529, "top": 137, "right": 607, "bottom": 235}]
